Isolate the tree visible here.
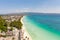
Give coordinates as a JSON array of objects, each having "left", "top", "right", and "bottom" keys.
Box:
[
  {"left": 10, "top": 20, "right": 23, "bottom": 29},
  {"left": 0, "top": 16, "right": 7, "bottom": 32},
  {"left": 10, "top": 16, "right": 23, "bottom": 29}
]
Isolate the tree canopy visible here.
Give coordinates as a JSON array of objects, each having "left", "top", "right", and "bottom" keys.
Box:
[
  {"left": 10, "top": 19, "right": 23, "bottom": 29},
  {"left": 0, "top": 16, "right": 7, "bottom": 32}
]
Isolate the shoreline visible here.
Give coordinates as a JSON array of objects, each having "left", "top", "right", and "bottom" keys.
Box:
[{"left": 21, "top": 16, "right": 32, "bottom": 40}]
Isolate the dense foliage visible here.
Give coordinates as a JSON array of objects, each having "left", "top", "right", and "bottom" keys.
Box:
[
  {"left": 0, "top": 16, "right": 23, "bottom": 33},
  {"left": 0, "top": 16, "right": 7, "bottom": 32},
  {"left": 10, "top": 19, "right": 23, "bottom": 29}
]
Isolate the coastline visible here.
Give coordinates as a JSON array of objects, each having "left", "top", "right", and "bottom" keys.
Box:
[
  {"left": 20, "top": 15, "right": 60, "bottom": 40},
  {"left": 21, "top": 16, "right": 32, "bottom": 40}
]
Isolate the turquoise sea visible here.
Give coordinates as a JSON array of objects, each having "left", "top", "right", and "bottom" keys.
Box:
[{"left": 22, "top": 13, "right": 60, "bottom": 40}]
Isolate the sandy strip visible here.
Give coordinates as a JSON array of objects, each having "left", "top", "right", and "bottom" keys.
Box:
[{"left": 21, "top": 16, "right": 32, "bottom": 40}]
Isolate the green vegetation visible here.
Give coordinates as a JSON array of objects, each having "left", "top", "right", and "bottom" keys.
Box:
[
  {"left": 10, "top": 27, "right": 13, "bottom": 31},
  {"left": 0, "top": 16, "right": 7, "bottom": 32},
  {"left": 10, "top": 19, "right": 23, "bottom": 29},
  {"left": 0, "top": 16, "right": 23, "bottom": 38},
  {"left": 0, "top": 16, "right": 23, "bottom": 33}
]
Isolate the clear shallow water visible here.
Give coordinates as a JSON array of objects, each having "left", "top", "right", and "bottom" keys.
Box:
[{"left": 22, "top": 14, "right": 60, "bottom": 40}]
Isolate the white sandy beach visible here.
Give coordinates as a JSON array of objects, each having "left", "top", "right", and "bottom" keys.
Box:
[{"left": 21, "top": 16, "right": 32, "bottom": 40}]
